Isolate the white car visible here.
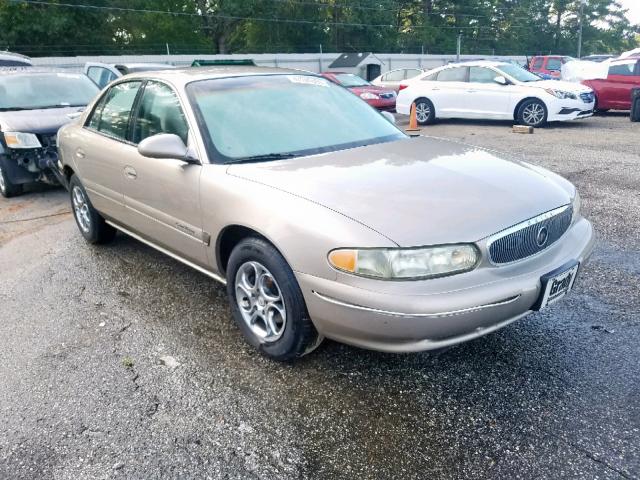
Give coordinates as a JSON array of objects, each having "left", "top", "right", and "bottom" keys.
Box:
[
  {"left": 371, "top": 67, "right": 424, "bottom": 91},
  {"left": 396, "top": 61, "right": 595, "bottom": 127}
]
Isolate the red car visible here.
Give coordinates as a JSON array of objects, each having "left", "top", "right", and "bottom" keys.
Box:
[
  {"left": 529, "top": 55, "right": 575, "bottom": 80},
  {"left": 321, "top": 72, "right": 397, "bottom": 111},
  {"left": 581, "top": 57, "right": 640, "bottom": 110}
]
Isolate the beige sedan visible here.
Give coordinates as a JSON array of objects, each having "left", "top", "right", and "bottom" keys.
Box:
[{"left": 57, "top": 67, "right": 595, "bottom": 361}]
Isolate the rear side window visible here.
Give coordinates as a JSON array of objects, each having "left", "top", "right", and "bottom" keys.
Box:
[
  {"left": 546, "top": 58, "right": 562, "bottom": 71},
  {"left": 608, "top": 62, "right": 636, "bottom": 76},
  {"left": 132, "top": 81, "right": 189, "bottom": 145},
  {"left": 436, "top": 67, "right": 468, "bottom": 82},
  {"left": 87, "top": 81, "right": 142, "bottom": 140},
  {"left": 532, "top": 58, "right": 544, "bottom": 69}
]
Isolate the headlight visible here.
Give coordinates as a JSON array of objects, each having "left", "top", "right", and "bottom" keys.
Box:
[
  {"left": 359, "top": 92, "right": 380, "bottom": 100},
  {"left": 544, "top": 89, "right": 577, "bottom": 100},
  {"left": 328, "top": 244, "right": 479, "bottom": 280},
  {"left": 3, "top": 132, "right": 41, "bottom": 149},
  {"left": 571, "top": 190, "right": 581, "bottom": 224}
]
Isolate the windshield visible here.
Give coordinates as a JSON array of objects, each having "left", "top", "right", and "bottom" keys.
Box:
[
  {"left": 333, "top": 73, "right": 371, "bottom": 88},
  {"left": 496, "top": 64, "right": 543, "bottom": 83},
  {"left": 0, "top": 73, "right": 99, "bottom": 110},
  {"left": 187, "top": 74, "right": 404, "bottom": 163}
]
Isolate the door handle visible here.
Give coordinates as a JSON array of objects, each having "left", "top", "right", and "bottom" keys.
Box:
[
  {"left": 124, "top": 166, "right": 137, "bottom": 180},
  {"left": 75, "top": 149, "right": 85, "bottom": 159},
  {"left": 467, "top": 90, "right": 477, "bottom": 93}
]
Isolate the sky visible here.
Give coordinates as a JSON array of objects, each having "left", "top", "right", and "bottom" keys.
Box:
[{"left": 619, "top": 0, "right": 640, "bottom": 25}]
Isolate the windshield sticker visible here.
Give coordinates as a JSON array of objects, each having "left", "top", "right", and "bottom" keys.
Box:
[{"left": 287, "top": 75, "right": 329, "bottom": 87}]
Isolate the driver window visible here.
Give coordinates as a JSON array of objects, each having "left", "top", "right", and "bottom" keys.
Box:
[{"left": 132, "top": 81, "right": 189, "bottom": 145}]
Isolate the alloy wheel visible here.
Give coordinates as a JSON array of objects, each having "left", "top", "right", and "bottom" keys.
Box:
[
  {"left": 234, "top": 261, "right": 287, "bottom": 342},
  {"left": 415, "top": 102, "right": 431, "bottom": 123},
  {"left": 71, "top": 185, "right": 92, "bottom": 233},
  {"left": 522, "top": 103, "right": 545, "bottom": 126}
]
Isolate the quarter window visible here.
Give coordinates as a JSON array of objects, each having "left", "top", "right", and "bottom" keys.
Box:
[
  {"left": 87, "top": 81, "right": 142, "bottom": 140},
  {"left": 87, "top": 66, "right": 118, "bottom": 89},
  {"left": 469, "top": 67, "right": 498, "bottom": 83},
  {"left": 436, "top": 67, "right": 468, "bottom": 82},
  {"left": 132, "top": 81, "right": 189, "bottom": 145}
]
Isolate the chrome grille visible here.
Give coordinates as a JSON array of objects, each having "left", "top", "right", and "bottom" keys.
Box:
[
  {"left": 580, "top": 92, "right": 594, "bottom": 103},
  {"left": 488, "top": 206, "right": 573, "bottom": 264}
]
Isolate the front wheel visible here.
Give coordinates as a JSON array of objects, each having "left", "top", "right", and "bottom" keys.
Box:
[
  {"left": 517, "top": 99, "right": 547, "bottom": 127},
  {"left": 0, "top": 157, "right": 24, "bottom": 198},
  {"left": 226, "top": 237, "right": 322, "bottom": 361},
  {"left": 69, "top": 175, "right": 116, "bottom": 244}
]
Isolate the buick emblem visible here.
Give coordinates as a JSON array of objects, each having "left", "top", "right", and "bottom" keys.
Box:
[{"left": 536, "top": 226, "right": 549, "bottom": 247}]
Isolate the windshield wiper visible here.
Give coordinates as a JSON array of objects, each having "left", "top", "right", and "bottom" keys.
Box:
[
  {"left": 0, "top": 107, "right": 28, "bottom": 112},
  {"left": 225, "top": 153, "right": 298, "bottom": 164}
]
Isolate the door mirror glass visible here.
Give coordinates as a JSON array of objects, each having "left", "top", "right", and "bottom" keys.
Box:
[
  {"left": 494, "top": 75, "right": 508, "bottom": 85},
  {"left": 138, "top": 133, "right": 194, "bottom": 162}
]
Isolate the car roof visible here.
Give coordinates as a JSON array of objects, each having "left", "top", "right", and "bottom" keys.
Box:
[
  {"left": 120, "top": 66, "right": 315, "bottom": 87},
  {"left": 437, "top": 60, "right": 509, "bottom": 68}
]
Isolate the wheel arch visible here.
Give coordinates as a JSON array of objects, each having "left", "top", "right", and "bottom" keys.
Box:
[
  {"left": 414, "top": 95, "right": 436, "bottom": 115},
  {"left": 216, "top": 224, "right": 288, "bottom": 277}
]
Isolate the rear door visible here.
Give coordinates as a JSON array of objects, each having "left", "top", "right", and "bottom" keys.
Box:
[
  {"left": 75, "top": 80, "right": 143, "bottom": 220},
  {"left": 119, "top": 80, "right": 208, "bottom": 266},
  {"left": 602, "top": 60, "right": 640, "bottom": 109},
  {"left": 431, "top": 66, "right": 470, "bottom": 117},
  {"left": 464, "top": 66, "right": 512, "bottom": 119}
]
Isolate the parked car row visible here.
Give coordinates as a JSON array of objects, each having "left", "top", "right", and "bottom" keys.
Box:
[
  {"left": 396, "top": 61, "right": 595, "bottom": 127},
  {"left": 0, "top": 65, "right": 594, "bottom": 361}
]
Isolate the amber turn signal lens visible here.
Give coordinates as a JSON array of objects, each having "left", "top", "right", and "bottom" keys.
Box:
[{"left": 328, "top": 249, "right": 356, "bottom": 273}]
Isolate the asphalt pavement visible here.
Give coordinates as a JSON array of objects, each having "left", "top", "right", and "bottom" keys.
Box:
[{"left": 0, "top": 113, "right": 638, "bottom": 479}]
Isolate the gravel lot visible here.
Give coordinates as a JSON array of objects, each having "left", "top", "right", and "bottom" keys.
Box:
[{"left": 0, "top": 113, "right": 638, "bottom": 479}]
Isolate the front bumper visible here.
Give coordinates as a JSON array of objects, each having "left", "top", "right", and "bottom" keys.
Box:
[
  {"left": 297, "top": 217, "right": 595, "bottom": 353},
  {"left": 548, "top": 99, "right": 595, "bottom": 122}
]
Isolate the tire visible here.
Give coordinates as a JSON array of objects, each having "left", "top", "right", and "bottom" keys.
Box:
[
  {"left": 69, "top": 174, "right": 116, "bottom": 244},
  {"left": 226, "top": 237, "right": 322, "bottom": 361},
  {"left": 415, "top": 98, "right": 436, "bottom": 125},
  {"left": 517, "top": 99, "right": 547, "bottom": 127},
  {"left": 0, "top": 157, "right": 24, "bottom": 198}
]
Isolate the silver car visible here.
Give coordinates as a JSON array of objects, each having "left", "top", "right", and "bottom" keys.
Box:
[{"left": 57, "top": 67, "right": 595, "bottom": 361}]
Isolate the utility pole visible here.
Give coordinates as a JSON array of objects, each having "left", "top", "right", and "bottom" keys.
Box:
[
  {"left": 456, "top": 31, "right": 462, "bottom": 62},
  {"left": 577, "top": 0, "right": 586, "bottom": 58}
]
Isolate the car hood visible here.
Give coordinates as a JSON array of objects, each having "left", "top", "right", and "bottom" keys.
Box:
[
  {"left": 527, "top": 79, "right": 593, "bottom": 93},
  {"left": 227, "top": 137, "right": 572, "bottom": 246},
  {"left": 0, "top": 106, "right": 86, "bottom": 135}
]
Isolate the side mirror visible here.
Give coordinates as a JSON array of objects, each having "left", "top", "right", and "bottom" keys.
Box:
[
  {"left": 137, "top": 134, "right": 198, "bottom": 163},
  {"left": 380, "top": 111, "right": 396, "bottom": 124},
  {"left": 494, "top": 75, "right": 508, "bottom": 86}
]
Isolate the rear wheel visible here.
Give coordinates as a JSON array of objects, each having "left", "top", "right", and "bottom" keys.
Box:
[
  {"left": 415, "top": 98, "right": 436, "bottom": 125},
  {"left": 517, "top": 99, "right": 547, "bottom": 127},
  {"left": 69, "top": 175, "right": 116, "bottom": 244},
  {"left": 0, "top": 157, "right": 23, "bottom": 198},
  {"left": 227, "top": 237, "right": 322, "bottom": 361}
]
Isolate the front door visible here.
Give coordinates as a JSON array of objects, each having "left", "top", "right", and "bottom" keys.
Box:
[
  {"left": 119, "top": 80, "right": 208, "bottom": 267},
  {"left": 604, "top": 60, "right": 640, "bottom": 109},
  {"left": 464, "top": 67, "right": 512, "bottom": 119}
]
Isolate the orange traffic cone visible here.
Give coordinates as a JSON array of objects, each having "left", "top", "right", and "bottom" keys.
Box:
[{"left": 405, "top": 102, "right": 420, "bottom": 134}]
